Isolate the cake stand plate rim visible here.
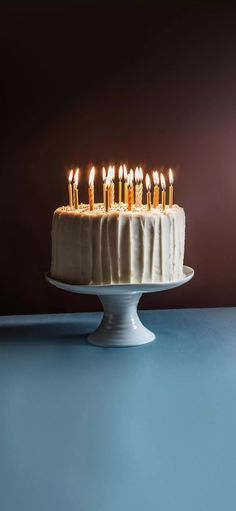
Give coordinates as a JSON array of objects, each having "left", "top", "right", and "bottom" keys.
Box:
[{"left": 45, "top": 265, "right": 194, "bottom": 295}]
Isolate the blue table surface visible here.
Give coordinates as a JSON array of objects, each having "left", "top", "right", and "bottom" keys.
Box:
[{"left": 0, "top": 308, "right": 236, "bottom": 511}]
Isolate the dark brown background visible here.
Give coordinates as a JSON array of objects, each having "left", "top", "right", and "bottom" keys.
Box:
[{"left": 1, "top": 3, "right": 236, "bottom": 315}]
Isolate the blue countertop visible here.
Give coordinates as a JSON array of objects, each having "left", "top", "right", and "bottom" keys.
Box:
[{"left": 0, "top": 308, "right": 236, "bottom": 511}]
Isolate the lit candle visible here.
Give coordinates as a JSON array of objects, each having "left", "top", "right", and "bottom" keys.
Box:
[
  {"left": 108, "top": 166, "right": 114, "bottom": 209},
  {"left": 161, "top": 173, "right": 166, "bottom": 211},
  {"left": 68, "top": 169, "right": 73, "bottom": 207},
  {"left": 127, "top": 173, "right": 133, "bottom": 211},
  {"left": 74, "top": 168, "right": 79, "bottom": 209},
  {"left": 107, "top": 165, "right": 115, "bottom": 207},
  {"left": 145, "top": 173, "right": 151, "bottom": 211},
  {"left": 111, "top": 165, "right": 115, "bottom": 206},
  {"left": 130, "top": 169, "right": 134, "bottom": 206},
  {"left": 102, "top": 167, "right": 106, "bottom": 210},
  {"left": 139, "top": 167, "right": 143, "bottom": 206},
  {"left": 123, "top": 164, "right": 128, "bottom": 204},
  {"left": 153, "top": 170, "right": 159, "bottom": 208},
  {"left": 88, "top": 166, "right": 95, "bottom": 211},
  {"left": 135, "top": 167, "right": 139, "bottom": 207},
  {"left": 118, "top": 165, "right": 123, "bottom": 204},
  {"left": 105, "top": 177, "right": 111, "bottom": 212},
  {"left": 169, "top": 168, "right": 174, "bottom": 207}
]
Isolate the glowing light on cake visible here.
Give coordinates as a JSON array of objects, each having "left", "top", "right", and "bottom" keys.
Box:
[
  {"left": 68, "top": 169, "right": 73, "bottom": 207},
  {"left": 145, "top": 173, "right": 151, "bottom": 211},
  {"left": 169, "top": 168, "right": 174, "bottom": 208},
  {"left": 153, "top": 170, "right": 159, "bottom": 208},
  {"left": 88, "top": 167, "right": 95, "bottom": 211},
  {"left": 161, "top": 173, "right": 166, "bottom": 211},
  {"left": 65, "top": 163, "right": 175, "bottom": 213}
]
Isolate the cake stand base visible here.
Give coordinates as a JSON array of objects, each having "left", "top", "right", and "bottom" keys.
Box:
[
  {"left": 88, "top": 293, "right": 155, "bottom": 347},
  {"left": 46, "top": 266, "right": 194, "bottom": 348}
]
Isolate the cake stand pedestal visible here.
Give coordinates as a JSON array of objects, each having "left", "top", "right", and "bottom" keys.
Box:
[{"left": 46, "top": 265, "right": 194, "bottom": 347}]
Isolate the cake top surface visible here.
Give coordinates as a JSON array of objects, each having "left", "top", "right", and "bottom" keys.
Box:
[{"left": 55, "top": 203, "right": 183, "bottom": 218}]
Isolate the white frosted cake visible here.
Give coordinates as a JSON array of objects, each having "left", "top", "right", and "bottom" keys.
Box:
[{"left": 50, "top": 203, "right": 185, "bottom": 285}]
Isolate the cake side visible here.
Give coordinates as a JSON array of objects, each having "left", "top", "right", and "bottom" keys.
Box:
[{"left": 50, "top": 204, "right": 185, "bottom": 285}]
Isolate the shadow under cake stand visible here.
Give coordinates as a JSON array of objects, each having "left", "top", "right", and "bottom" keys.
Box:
[{"left": 46, "top": 266, "right": 194, "bottom": 347}]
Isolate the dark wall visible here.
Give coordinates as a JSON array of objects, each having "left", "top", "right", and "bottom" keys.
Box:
[{"left": 1, "top": 3, "right": 236, "bottom": 315}]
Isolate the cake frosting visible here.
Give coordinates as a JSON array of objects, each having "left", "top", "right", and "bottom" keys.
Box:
[{"left": 50, "top": 203, "right": 185, "bottom": 285}]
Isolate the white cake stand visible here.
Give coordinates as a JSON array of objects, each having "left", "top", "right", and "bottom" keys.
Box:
[{"left": 46, "top": 266, "right": 194, "bottom": 347}]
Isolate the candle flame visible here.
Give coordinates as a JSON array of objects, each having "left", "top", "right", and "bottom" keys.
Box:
[
  {"left": 160, "top": 173, "right": 166, "bottom": 190},
  {"left": 123, "top": 164, "right": 127, "bottom": 181},
  {"left": 135, "top": 167, "right": 139, "bottom": 183},
  {"left": 139, "top": 167, "right": 143, "bottom": 181},
  {"left": 102, "top": 167, "right": 106, "bottom": 182},
  {"left": 119, "top": 165, "right": 123, "bottom": 180},
  {"left": 74, "top": 168, "right": 79, "bottom": 187},
  {"left": 145, "top": 173, "right": 151, "bottom": 191},
  {"left": 108, "top": 166, "right": 113, "bottom": 181},
  {"left": 68, "top": 169, "right": 73, "bottom": 183},
  {"left": 129, "top": 169, "right": 134, "bottom": 183},
  {"left": 108, "top": 165, "right": 115, "bottom": 181},
  {"left": 169, "top": 168, "right": 174, "bottom": 185},
  {"left": 106, "top": 176, "right": 111, "bottom": 189},
  {"left": 127, "top": 173, "right": 132, "bottom": 187},
  {"left": 153, "top": 170, "right": 159, "bottom": 186},
  {"left": 89, "top": 166, "right": 95, "bottom": 186}
]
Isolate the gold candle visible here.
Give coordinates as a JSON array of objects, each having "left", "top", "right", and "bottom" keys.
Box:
[
  {"left": 161, "top": 173, "right": 166, "bottom": 211},
  {"left": 124, "top": 183, "right": 128, "bottom": 204},
  {"left": 169, "top": 168, "right": 174, "bottom": 208},
  {"left": 102, "top": 167, "right": 106, "bottom": 210},
  {"left": 153, "top": 170, "right": 159, "bottom": 208},
  {"left": 88, "top": 166, "right": 95, "bottom": 211},
  {"left": 108, "top": 181, "right": 112, "bottom": 210},
  {"left": 111, "top": 165, "right": 115, "bottom": 206},
  {"left": 118, "top": 165, "right": 123, "bottom": 204},
  {"left": 105, "top": 177, "right": 111, "bottom": 212},
  {"left": 130, "top": 169, "right": 134, "bottom": 206},
  {"left": 139, "top": 167, "right": 143, "bottom": 206},
  {"left": 68, "top": 169, "right": 73, "bottom": 207},
  {"left": 145, "top": 173, "right": 151, "bottom": 211},
  {"left": 123, "top": 164, "right": 128, "bottom": 204},
  {"left": 135, "top": 167, "right": 139, "bottom": 207},
  {"left": 107, "top": 166, "right": 115, "bottom": 208},
  {"left": 74, "top": 168, "right": 79, "bottom": 209},
  {"left": 127, "top": 176, "right": 132, "bottom": 212}
]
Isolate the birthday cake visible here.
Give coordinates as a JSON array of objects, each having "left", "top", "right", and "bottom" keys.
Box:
[{"left": 50, "top": 166, "right": 185, "bottom": 285}]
